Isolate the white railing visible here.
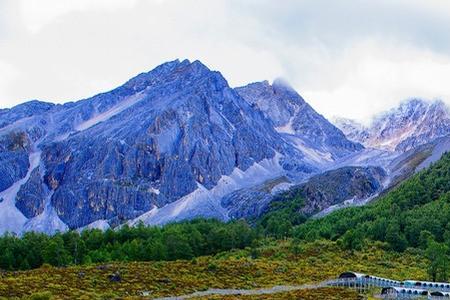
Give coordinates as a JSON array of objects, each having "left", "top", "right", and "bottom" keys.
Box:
[{"left": 328, "top": 277, "right": 450, "bottom": 299}]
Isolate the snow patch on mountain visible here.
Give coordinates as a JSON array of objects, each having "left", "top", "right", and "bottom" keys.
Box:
[
  {"left": 78, "top": 219, "right": 111, "bottom": 232},
  {"left": 275, "top": 108, "right": 299, "bottom": 135},
  {"left": 75, "top": 91, "right": 146, "bottom": 132},
  {"left": 23, "top": 192, "right": 68, "bottom": 234},
  {"left": 132, "top": 152, "right": 285, "bottom": 226},
  {"left": 334, "top": 99, "right": 450, "bottom": 152},
  {"left": 285, "top": 135, "right": 334, "bottom": 164},
  {"left": 0, "top": 151, "right": 41, "bottom": 235},
  {"left": 330, "top": 148, "right": 398, "bottom": 170}
]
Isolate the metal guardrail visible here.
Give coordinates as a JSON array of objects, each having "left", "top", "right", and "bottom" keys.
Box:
[{"left": 327, "top": 277, "right": 401, "bottom": 288}]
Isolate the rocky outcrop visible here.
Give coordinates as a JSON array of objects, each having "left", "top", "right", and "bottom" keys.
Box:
[
  {"left": 297, "top": 166, "right": 386, "bottom": 215},
  {"left": 15, "top": 168, "right": 46, "bottom": 218},
  {"left": 221, "top": 177, "right": 290, "bottom": 219},
  {"left": 223, "top": 166, "right": 386, "bottom": 219},
  {"left": 0, "top": 100, "right": 54, "bottom": 129},
  {"left": 0, "top": 133, "right": 30, "bottom": 193}
]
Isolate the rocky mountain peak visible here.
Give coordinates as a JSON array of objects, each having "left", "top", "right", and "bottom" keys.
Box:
[
  {"left": 123, "top": 59, "right": 226, "bottom": 93},
  {"left": 334, "top": 98, "right": 450, "bottom": 152},
  {"left": 236, "top": 80, "right": 363, "bottom": 161},
  {"left": 0, "top": 100, "right": 55, "bottom": 130}
]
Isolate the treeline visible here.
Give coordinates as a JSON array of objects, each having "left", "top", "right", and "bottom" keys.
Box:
[{"left": 0, "top": 219, "right": 258, "bottom": 271}]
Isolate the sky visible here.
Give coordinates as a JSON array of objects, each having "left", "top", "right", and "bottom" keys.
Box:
[{"left": 1, "top": 0, "right": 450, "bottom": 123}]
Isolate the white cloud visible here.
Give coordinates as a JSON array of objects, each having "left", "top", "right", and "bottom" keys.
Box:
[
  {"left": 300, "top": 39, "right": 450, "bottom": 123},
  {"left": 19, "top": 0, "right": 138, "bottom": 33},
  {"left": 0, "top": 60, "right": 19, "bottom": 107},
  {"left": 0, "top": 0, "right": 450, "bottom": 124}
]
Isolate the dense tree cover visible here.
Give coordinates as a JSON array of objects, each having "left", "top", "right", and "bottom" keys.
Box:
[
  {"left": 290, "top": 152, "right": 450, "bottom": 282},
  {"left": 426, "top": 239, "right": 449, "bottom": 282},
  {"left": 257, "top": 194, "right": 306, "bottom": 239},
  {"left": 0, "top": 219, "right": 258, "bottom": 271}
]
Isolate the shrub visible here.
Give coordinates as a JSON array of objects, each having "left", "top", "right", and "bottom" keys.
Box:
[{"left": 28, "top": 291, "right": 53, "bottom": 300}]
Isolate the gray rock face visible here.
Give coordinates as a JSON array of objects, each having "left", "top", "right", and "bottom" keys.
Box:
[
  {"left": 0, "top": 100, "right": 54, "bottom": 129},
  {"left": 0, "top": 133, "right": 30, "bottom": 193},
  {"left": 334, "top": 99, "right": 450, "bottom": 152},
  {"left": 46, "top": 60, "right": 313, "bottom": 228},
  {"left": 235, "top": 80, "right": 363, "bottom": 161},
  {"left": 221, "top": 177, "right": 290, "bottom": 219},
  {"left": 296, "top": 166, "right": 386, "bottom": 215},
  {"left": 15, "top": 168, "right": 46, "bottom": 218}
]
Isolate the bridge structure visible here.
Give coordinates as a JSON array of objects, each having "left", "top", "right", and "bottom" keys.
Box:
[{"left": 327, "top": 272, "right": 450, "bottom": 299}]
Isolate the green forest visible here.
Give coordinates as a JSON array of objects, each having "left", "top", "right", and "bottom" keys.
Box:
[{"left": 0, "top": 219, "right": 259, "bottom": 271}]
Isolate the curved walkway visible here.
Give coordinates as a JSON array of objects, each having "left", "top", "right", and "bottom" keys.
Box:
[{"left": 154, "top": 281, "right": 331, "bottom": 300}]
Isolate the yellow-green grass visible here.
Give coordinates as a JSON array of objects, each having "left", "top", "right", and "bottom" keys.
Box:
[{"left": 0, "top": 240, "right": 428, "bottom": 299}]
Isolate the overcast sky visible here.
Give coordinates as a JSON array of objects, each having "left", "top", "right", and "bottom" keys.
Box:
[{"left": 1, "top": 0, "right": 450, "bottom": 122}]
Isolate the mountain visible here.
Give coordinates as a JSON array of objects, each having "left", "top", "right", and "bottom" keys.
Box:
[
  {"left": 10, "top": 59, "right": 449, "bottom": 235},
  {"left": 334, "top": 99, "right": 450, "bottom": 152},
  {"left": 1, "top": 59, "right": 366, "bottom": 234},
  {"left": 235, "top": 80, "right": 363, "bottom": 165}
]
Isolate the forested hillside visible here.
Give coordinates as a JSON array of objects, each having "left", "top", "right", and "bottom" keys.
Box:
[
  {"left": 293, "top": 152, "right": 450, "bottom": 280},
  {"left": 295, "top": 152, "right": 450, "bottom": 249}
]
